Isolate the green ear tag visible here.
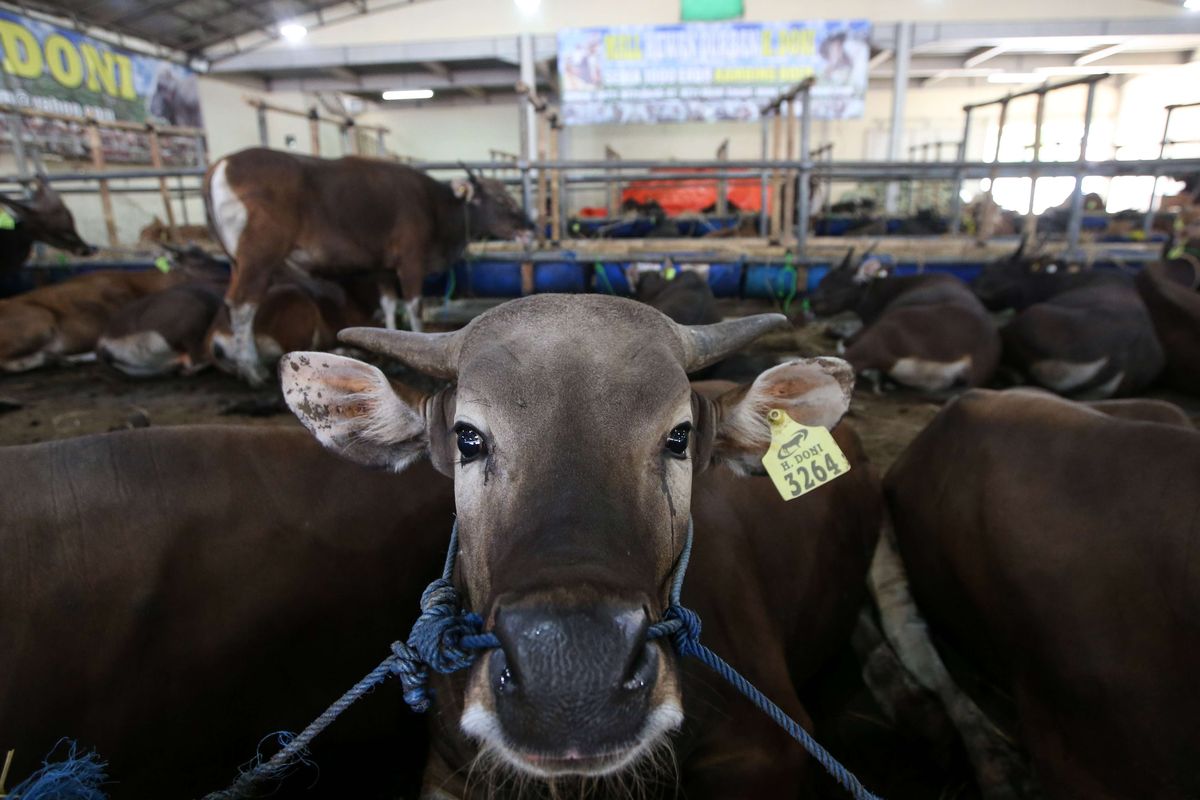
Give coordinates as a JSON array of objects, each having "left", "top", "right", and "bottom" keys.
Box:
[
  {"left": 0, "top": 211, "right": 15, "bottom": 230},
  {"left": 154, "top": 256, "right": 172, "bottom": 273},
  {"left": 761, "top": 409, "right": 851, "bottom": 500},
  {"left": 663, "top": 265, "right": 678, "bottom": 281}
]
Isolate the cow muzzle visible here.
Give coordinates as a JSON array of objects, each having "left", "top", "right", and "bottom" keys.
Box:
[{"left": 461, "top": 602, "right": 682, "bottom": 777}]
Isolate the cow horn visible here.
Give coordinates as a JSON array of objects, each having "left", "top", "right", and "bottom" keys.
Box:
[
  {"left": 337, "top": 327, "right": 462, "bottom": 379},
  {"left": 676, "top": 314, "right": 790, "bottom": 373},
  {"left": 837, "top": 248, "right": 855, "bottom": 270}
]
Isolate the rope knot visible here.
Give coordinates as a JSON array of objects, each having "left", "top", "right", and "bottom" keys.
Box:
[
  {"left": 662, "top": 604, "right": 702, "bottom": 657},
  {"left": 409, "top": 578, "right": 484, "bottom": 673}
]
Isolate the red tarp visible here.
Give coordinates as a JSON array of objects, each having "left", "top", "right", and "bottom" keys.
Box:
[{"left": 621, "top": 169, "right": 772, "bottom": 215}]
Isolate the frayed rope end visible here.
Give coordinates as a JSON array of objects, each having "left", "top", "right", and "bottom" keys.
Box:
[{"left": 6, "top": 740, "right": 107, "bottom": 800}]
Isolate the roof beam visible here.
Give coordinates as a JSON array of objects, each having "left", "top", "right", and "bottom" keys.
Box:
[
  {"left": 421, "top": 61, "right": 453, "bottom": 80},
  {"left": 868, "top": 49, "right": 893, "bottom": 70},
  {"left": 268, "top": 68, "right": 521, "bottom": 94},
  {"left": 211, "top": 34, "right": 558, "bottom": 72},
  {"left": 461, "top": 86, "right": 487, "bottom": 100},
  {"left": 963, "top": 45, "right": 1006, "bottom": 68},
  {"left": 1075, "top": 42, "right": 1130, "bottom": 66}
]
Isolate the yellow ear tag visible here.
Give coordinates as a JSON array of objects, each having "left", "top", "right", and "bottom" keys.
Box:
[
  {"left": 154, "top": 256, "right": 172, "bottom": 273},
  {"left": 0, "top": 211, "right": 15, "bottom": 230},
  {"left": 761, "top": 408, "right": 851, "bottom": 500}
]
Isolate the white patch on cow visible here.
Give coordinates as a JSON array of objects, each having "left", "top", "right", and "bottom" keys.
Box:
[
  {"left": 460, "top": 697, "right": 682, "bottom": 779},
  {"left": 98, "top": 332, "right": 182, "bottom": 377},
  {"left": 209, "top": 159, "right": 248, "bottom": 257},
  {"left": 889, "top": 356, "right": 971, "bottom": 392},
  {"left": 1029, "top": 357, "right": 1108, "bottom": 394},
  {"left": 405, "top": 296, "right": 424, "bottom": 333},
  {"left": 229, "top": 302, "right": 267, "bottom": 385},
  {"left": 380, "top": 291, "right": 399, "bottom": 331},
  {"left": 1, "top": 351, "right": 48, "bottom": 373}
]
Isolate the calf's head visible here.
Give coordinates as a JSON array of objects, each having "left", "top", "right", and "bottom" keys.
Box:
[
  {"left": 455, "top": 168, "right": 535, "bottom": 244},
  {"left": 0, "top": 176, "right": 96, "bottom": 256},
  {"left": 971, "top": 238, "right": 1076, "bottom": 310},
  {"left": 281, "top": 295, "right": 853, "bottom": 779},
  {"left": 808, "top": 248, "right": 884, "bottom": 317}
]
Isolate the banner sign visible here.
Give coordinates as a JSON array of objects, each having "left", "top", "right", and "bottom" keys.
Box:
[
  {"left": 0, "top": 10, "right": 202, "bottom": 128},
  {"left": 559, "top": 20, "right": 871, "bottom": 126}
]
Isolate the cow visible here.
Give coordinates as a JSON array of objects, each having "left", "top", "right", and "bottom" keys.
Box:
[
  {"left": 206, "top": 270, "right": 377, "bottom": 378},
  {"left": 634, "top": 269, "right": 720, "bottom": 326},
  {"left": 1, "top": 426, "right": 455, "bottom": 799},
  {"left": 278, "top": 295, "right": 883, "bottom": 798},
  {"left": 204, "top": 147, "right": 535, "bottom": 384},
  {"left": 147, "top": 64, "right": 203, "bottom": 128},
  {"left": 96, "top": 247, "right": 229, "bottom": 377},
  {"left": 0, "top": 175, "right": 96, "bottom": 273},
  {"left": 874, "top": 388, "right": 1200, "bottom": 799},
  {"left": 0, "top": 270, "right": 174, "bottom": 372},
  {"left": 1135, "top": 244, "right": 1200, "bottom": 394},
  {"left": 808, "top": 251, "right": 1000, "bottom": 392},
  {"left": 974, "top": 244, "right": 1162, "bottom": 397}
]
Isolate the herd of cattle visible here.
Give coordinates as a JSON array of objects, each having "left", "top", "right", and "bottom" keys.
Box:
[{"left": 1, "top": 149, "right": 1199, "bottom": 800}]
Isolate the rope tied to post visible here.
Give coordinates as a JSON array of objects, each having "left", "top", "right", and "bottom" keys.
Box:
[{"left": 205, "top": 518, "right": 882, "bottom": 800}]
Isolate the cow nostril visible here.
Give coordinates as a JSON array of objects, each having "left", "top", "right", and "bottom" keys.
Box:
[
  {"left": 212, "top": 341, "right": 227, "bottom": 361},
  {"left": 621, "top": 642, "right": 656, "bottom": 693},
  {"left": 492, "top": 648, "right": 519, "bottom": 695}
]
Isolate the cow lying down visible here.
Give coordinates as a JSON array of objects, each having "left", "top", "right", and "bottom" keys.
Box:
[
  {"left": 874, "top": 388, "right": 1199, "bottom": 798},
  {"left": 808, "top": 251, "right": 999, "bottom": 392},
  {"left": 0, "top": 269, "right": 174, "bottom": 373},
  {"left": 278, "top": 295, "right": 883, "bottom": 798},
  {"left": 1136, "top": 245, "right": 1200, "bottom": 394},
  {"left": 97, "top": 247, "right": 380, "bottom": 378},
  {"left": 973, "top": 245, "right": 1162, "bottom": 398}
]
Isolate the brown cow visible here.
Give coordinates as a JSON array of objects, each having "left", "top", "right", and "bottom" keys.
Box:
[
  {"left": 974, "top": 246, "right": 1162, "bottom": 397},
  {"left": 278, "top": 295, "right": 882, "bottom": 798},
  {"left": 1, "top": 426, "right": 455, "bottom": 798},
  {"left": 205, "top": 147, "right": 534, "bottom": 384},
  {"left": 1135, "top": 247, "right": 1200, "bottom": 394},
  {"left": 0, "top": 269, "right": 174, "bottom": 372},
  {"left": 876, "top": 389, "right": 1200, "bottom": 798},
  {"left": 0, "top": 175, "right": 96, "bottom": 272},
  {"left": 809, "top": 252, "right": 1000, "bottom": 392}
]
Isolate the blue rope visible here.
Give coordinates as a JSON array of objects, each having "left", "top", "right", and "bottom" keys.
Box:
[{"left": 206, "top": 519, "right": 881, "bottom": 800}]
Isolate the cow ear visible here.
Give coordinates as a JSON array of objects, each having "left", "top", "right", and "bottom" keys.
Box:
[
  {"left": 280, "top": 352, "right": 429, "bottom": 472},
  {"left": 452, "top": 178, "right": 477, "bottom": 203},
  {"left": 710, "top": 357, "right": 854, "bottom": 473}
]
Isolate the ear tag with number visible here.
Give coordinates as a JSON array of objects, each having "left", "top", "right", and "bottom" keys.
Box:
[
  {"left": 761, "top": 408, "right": 851, "bottom": 501},
  {"left": 154, "top": 255, "right": 172, "bottom": 273},
  {"left": 0, "top": 211, "right": 15, "bottom": 230}
]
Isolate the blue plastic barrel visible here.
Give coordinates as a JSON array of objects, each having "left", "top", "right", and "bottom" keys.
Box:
[
  {"left": 592, "top": 262, "right": 632, "bottom": 295},
  {"left": 707, "top": 262, "right": 742, "bottom": 297},
  {"left": 535, "top": 261, "right": 586, "bottom": 293}
]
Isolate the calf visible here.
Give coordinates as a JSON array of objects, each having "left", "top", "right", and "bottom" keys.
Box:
[
  {"left": 0, "top": 269, "right": 173, "bottom": 372},
  {"left": 974, "top": 245, "right": 1162, "bottom": 397},
  {"left": 1, "top": 426, "right": 454, "bottom": 799},
  {"left": 97, "top": 247, "right": 229, "bottom": 377},
  {"left": 634, "top": 269, "right": 720, "bottom": 326},
  {"left": 0, "top": 175, "right": 95, "bottom": 273},
  {"left": 205, "top": 147, "right": 534, "bottom": 384},
  {"left": 281, "top": 296, "right": 882, "bottom": 798},
  {"left": 877, "top": 389, "right": 1200, "bottom": 798},
  {"left": 1135, "top": 247, "right": 1200, "bottom": 394},
  {"left": 808, "top": 252, "right": 999, "bottom": 391}
]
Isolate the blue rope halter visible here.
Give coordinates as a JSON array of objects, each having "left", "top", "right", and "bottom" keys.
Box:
[{"left": 205, "top": 518, "right": 882, "bottom": 800}]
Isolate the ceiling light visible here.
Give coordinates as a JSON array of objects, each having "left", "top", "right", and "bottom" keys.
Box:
[
  {"left": 514, "top": 0, "right": 541, "bottom": 13},
  {"left": 382, "top": 89, "right": 435, "bottom": 101},
  {"left": 279, "top": 22, "right": 307, "bottom": 42},
  {"left": 1186, "top": 0, "right": 1200, "bottom": 10},
  {"left": 987, "top": 72, "right": 1045, "bottom": 84}
]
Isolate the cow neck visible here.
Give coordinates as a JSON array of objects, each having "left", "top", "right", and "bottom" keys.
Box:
[{"left": 854, "top": 277, "right": 908, "bottom": 323}]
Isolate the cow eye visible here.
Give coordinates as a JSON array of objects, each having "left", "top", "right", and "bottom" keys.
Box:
[
  {"left": 455, "top": 424, "right": 487, "bottom": 462},
  {"left": 665, "top": 423, "right": 691, "bottom": 458}
]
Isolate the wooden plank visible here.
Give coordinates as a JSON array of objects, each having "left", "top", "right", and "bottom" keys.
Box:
[
  {"left": 147, "top": 127, "right": 177, "bottom": 230},
  {"left": 87, "top": 123, "right": 119, "bottom": 247}
]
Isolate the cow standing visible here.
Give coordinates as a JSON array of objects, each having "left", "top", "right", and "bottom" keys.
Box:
[
  {"left": 204, "top": 148, "right": 534, "bottom": 384},
  {"left": 1135, "top": 245, "right": 1200, "bottom": 394},
  {"left": 973, "top": 246, "right": 1162, "bottom": 397},
  {"left": 0, "top": 176, "right": 95, "bottom": 273},
  {"left": 876, "top": 389, "right": 1200, "bottom": 798},
  {"left": 280, "top": 296, "right": 882, "bottom": 798},
  {"left": 808, "top": 252, "right": 999, "bottom": 392}
]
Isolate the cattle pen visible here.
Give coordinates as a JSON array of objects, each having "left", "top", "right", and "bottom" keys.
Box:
[{"left": 3, "top": 5, "right": 1200, "bottom": 800}]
